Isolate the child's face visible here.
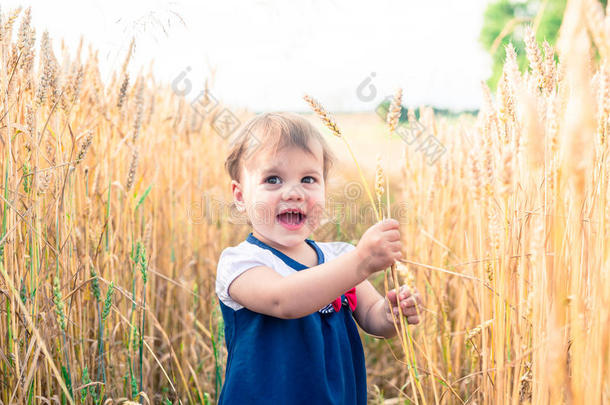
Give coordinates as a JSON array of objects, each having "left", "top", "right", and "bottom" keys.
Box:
[{"left": 231, "top": 139, "right": 326, "bottom": 249}]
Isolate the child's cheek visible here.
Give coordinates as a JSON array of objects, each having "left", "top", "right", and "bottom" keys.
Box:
[
  {"left": 250, "top": 200, "right": 274, "bottom": 224},
  {"left": 307, "top": 201, "right": 326, "bottom": 229}
]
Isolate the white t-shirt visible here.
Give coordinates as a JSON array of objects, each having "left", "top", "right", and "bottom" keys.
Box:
[{"left": 216, "top": 235, "right": 356, "bottom": 311}]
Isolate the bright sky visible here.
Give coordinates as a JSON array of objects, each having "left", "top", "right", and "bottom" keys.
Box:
[{"left": 5, "top": 0, "right": 492, "bottom": 112}]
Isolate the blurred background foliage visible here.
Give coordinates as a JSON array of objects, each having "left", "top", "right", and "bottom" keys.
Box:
[{"left": 480, "top": 0, "right": 608, "bottom": 90}]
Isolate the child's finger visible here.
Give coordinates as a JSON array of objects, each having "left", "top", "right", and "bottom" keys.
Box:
[
  {"left": 385, "top": 289, "right": 399, "bottom": 305},
  {"left": 407, "top": 292, "right": 423, "bottom": 309},
  {"left": 406, "top": 315, "right": 420, "bottom": 324},
  {"left": 379, "top": 218, "right": 400, "bottom": 230},
  {"left": 397, "top": 284, "right": 412, "bottom": 300},
  {"left": 400, "top": 298, "right": 419, "bottom": 310},
  {"left": 388, "top": 285, "right": 417, "bottom": 306},
  {"left": 394, "top": 306, "right": 418, "bottom": 317}
]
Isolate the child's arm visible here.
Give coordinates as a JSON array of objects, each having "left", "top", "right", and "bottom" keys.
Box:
[
  {"left": 228, "top": 219, "right": 402, "bottom": 319},
  {"left": 353, "top": 281, "right": 423, "bottom": 338}
]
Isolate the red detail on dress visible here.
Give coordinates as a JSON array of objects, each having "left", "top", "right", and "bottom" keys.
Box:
[{"left": 331, "top": 287, "right": 357, "bottom": 312}]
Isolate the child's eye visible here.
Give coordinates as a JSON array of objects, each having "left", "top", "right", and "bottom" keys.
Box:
[
  {"left": 265, "top": 176, "right": 281, "bottom": 185},
  {"left": 302, "top": 176, "right": 316, "bottom": 184}
]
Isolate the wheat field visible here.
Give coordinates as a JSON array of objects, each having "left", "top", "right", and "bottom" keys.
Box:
[{"left": 0, "top": 2, "right": 609, "bottom": 404}]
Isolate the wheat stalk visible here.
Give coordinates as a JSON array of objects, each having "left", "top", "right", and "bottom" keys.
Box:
[{"left": 303, "top": 94, "right": 379, "bottom": 221}]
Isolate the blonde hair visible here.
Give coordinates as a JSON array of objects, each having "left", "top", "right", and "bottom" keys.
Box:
[{"left": 224, "top": 112, "right": 336, "bottom": 184}]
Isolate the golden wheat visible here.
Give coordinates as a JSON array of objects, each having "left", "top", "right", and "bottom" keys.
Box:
[{"left": 0, "top": 4, "right": 608, "bottom": 404}]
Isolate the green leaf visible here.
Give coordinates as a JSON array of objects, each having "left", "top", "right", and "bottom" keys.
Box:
[{"left": 135, "top": 184, "right": 153, "bottom": 210}]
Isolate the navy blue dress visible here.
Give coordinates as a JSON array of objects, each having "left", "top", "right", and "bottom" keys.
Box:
[{"left": 216, "top": 233, "right": 367, "bottom": 404}]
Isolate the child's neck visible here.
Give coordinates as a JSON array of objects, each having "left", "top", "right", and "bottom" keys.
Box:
[{"left": 252, "top": 230, "right": 317, "bottom": 266}]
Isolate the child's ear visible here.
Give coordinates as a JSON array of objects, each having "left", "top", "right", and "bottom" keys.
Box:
[{"left": 231, "top": 180, "right": 245, "bottom": 211}]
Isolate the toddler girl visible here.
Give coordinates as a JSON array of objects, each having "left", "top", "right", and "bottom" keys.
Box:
[{"left": 216, "top": 112, "right": 422, "bottom": 404}]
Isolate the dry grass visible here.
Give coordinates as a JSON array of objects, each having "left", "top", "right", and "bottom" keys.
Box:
[{"left": 0, "top": 3, "right": 609, "bottom": 405}]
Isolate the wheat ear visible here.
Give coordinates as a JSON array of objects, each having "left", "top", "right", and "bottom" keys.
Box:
[{"left": 303, "top": 94, "right": 380, "bottom": 221}]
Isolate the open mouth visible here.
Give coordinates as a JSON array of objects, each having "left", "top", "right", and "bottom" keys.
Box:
[{"left": 276, "top": 211, "right": 307, "bottom": 229}]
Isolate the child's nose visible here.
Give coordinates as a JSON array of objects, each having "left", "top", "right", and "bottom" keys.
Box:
[{"left": 282, "top": 184, "right": 305, "bottom": 200}]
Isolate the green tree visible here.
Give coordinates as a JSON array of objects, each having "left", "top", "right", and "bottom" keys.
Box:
[{"left": 479, "top": 0, "right": 607, "bottom": 90}]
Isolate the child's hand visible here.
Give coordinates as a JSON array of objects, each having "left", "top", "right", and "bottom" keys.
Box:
[
  {"left": 356, "top": 218, "right": 402, "bottom": 275},
  {"left": 384, "top": 285, "right": 423, "bottom": 325}
]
